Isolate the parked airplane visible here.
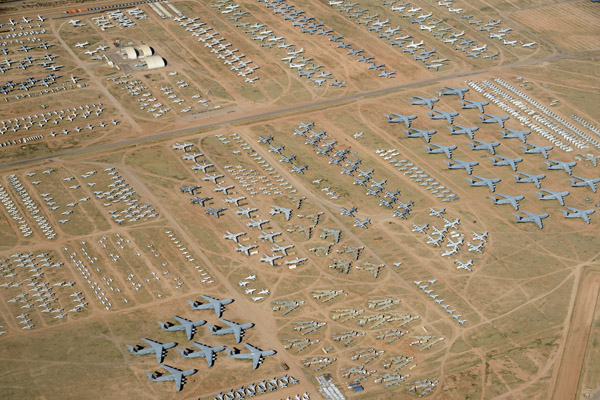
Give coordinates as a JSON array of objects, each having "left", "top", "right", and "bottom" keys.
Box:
[
  {"left": 341, "top": 206, "right": 357, "bottom": 217},
  {"left": 460, "top": 99, "right": 488, "bottom": 113},
  {"left": 405, "top": 128, "right": 436, "bottom": 142},
  {"left": 569, "top": 175, "right": 600, "bottom": 193},
  {"left": 179, "top": 342, "right": 226, "bottom": 367},
  {"left": 385, "top": 113, "right": 417, "bottom": 127},
  {"left": 353, "top": 217, "right": 371, "bottom": 229},
  {"left": 205, "top": 206, "right": 226, "bottom": 218},
  {"left": 562, "top": 206, "right": 595, "bottom": 224},
  {"left": 224, "top": 231, "right": 245, "bottom": 243},
  {"left": 260, "top": 253, "right": 282, "bottom": 266},
  {"left": 291, "top": 164, "right": 307, "bottom": 174},
  {"left": 467, "top": 242, "right": 484, "bottom": 253},
  {"left": 545, "top": 159, "right": 576, "bottom": 175},
  {"left": 146, "top": 365, "right": 197, "bottom": 392},
  {"left": 480, "top": 113, "right": 509, "bottom": 128},
  {"left": 191, "top": 196, "right": 212, "bottom": 206},
  {"left": 159, "top": 316, "right": 206, "bottom": 340},
  {"left": 410, "top": 96, "right": 438, "bottom": 109},
  {"left": 127, "top": 338, "right": 177, "bottom": 363},
  {"left": 468, "top": 175, "right": 500, "bottom": 192},
  {"left": 180, "top": 185, "right": 201, "bottom": 195},
  {"left": 75, "top": 42, "right": 89, "bottom": 48},
  {"left": 514, "top": 210, "right": 549, "bottom": 229},
  {"left": 440, "top": 86, "right": 469, "bottom": 99},
  {"left": 236, "top": 243, "right": 258, "bottom": 256},
  {"left": 469, "top": 139, "right": 500, "bottom": 155},
  {"left": 412, "top": 223, "right": 428, "bottom": 234},
  {"left": 514, "top": 172, "right": 545, "bottom": 188},
  {"left": 455, "top": 259, "right": 473, "bottom": 271},
  {"left": 226, "top": 343, "right": 276, "bottom": 369},
  {"left": 449, "top": 124, "right": 479, "bottom": 139},
  {"left": 425, "top": 143, "right": 456, "bottom": 158},
  {"left": 537, "top": 189, "right": 570, "bottom": 206},
  {"left": 188, "top": 295, "right": 234, "bottom": 318},
  {"left": 214, "top": 184, "right": 234, "bottom": 195},
  {"left": 489, "top": 192, "right": 524, "bottom": 210},
  {"left": 428, "top": 109, "right": 458, "bottom": 124},
  {"left": 522, "top": 143, "right": 552, "bottom": 159},
  {"left": 490, "top": 155, "right": 522, "bottom": 171},
  {"left": 258, "top": 231, "right": 281, "bottom": 243},
  {"left": 501, "top": 128, "right": 530, "bottom": 143},
  {"left": 445, "top": 159, "right": 478, "bottom": 175}
]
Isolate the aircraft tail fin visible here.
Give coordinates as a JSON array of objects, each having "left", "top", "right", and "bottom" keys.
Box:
[{"left": 145, "top": 372, "right": 156, "bottom": 381}]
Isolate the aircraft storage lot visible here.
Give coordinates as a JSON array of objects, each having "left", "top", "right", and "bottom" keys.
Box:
[{"left": 0, "top": 0, "right": 599, "bottom": 399}]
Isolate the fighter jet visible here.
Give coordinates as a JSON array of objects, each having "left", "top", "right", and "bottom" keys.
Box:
[
  {"left": 425, "top": 143, "right": 456, "bottom": 158},
  {"left": 537, "top": 189, "right": 570, "bottom": 206},
  {"left": 385, "top": 113, "right": 417, "bottom": 127},
  {"left": 205, "top": 206, "right": 226, "bottom": 218},
  {"left": 569, "top": 175, "right": 600, "bottom": 193},
  {"left": 440, "top": 86, "right": 469, "bottom": 99},
  {"left": 146, "top": 365, "right": 197, "bottom": 392},
  {"left": 224, "top": 231, "right": 246, "bottom": 243},
  {"left": 449, "top": 124, "right": 479, "bottom": 139},
  {"left": 562, "top": 206, "right": 595, "bottom": 224},
  {"left": 501, "top": 128, "right": 530, "bottom": 143},
  {"left": 460, "top": 99, "right": 488, "bottom": 113},
  {"left": 514, "top": 210, "right": 549, "bottom": 229},
  {"left": 179, "top": 342, "right": 226, "bottom": 367},
  {"left": 226, "top": 343, "right": 276, "bottom": 369},
  {"left": 490, "top": 155, "right": 522, "bottom": 171},
  {"left": 480, "top": 113, "right": 509, "bottom": 128},
  {"left": 514, "top": 172, "right": 546, "bottom": 188},
  {"left": 521, "top": 143, "right": 552, "bottom": 159},
  {"left": 188, "top": 295, "right": 234, "bottom": 318},
  {"left": 428, "top": 109, "right": 458, "bottom": 124},
  {"left": 208, "top": 319, "right": 254, "bottom": 343},
  {"left": 489, "top": 192, "right": 524, "bottom": 210},
  {"left": 410, "top": 96, "right": 439, "bottom": 109},
  {"left": 405, "top": 128, "right": 436, "bottom": 143},
  {"left": 468, "top": 175, "right": 500, "bottom": 192},
  {"left": 445, "top": 159, "right": 479, "bottom": 175},
  {"left": 127, "top": 338, "right": 177, "bottom": 363},
  {"left": 159, "top": 316, "right": 206, "bottom": 340},
  {"left": 545, "top": 159, "right": 577, "bottom": 176},
  {"left": 469, "top": 140, "right": 500, "bottom": 155}
]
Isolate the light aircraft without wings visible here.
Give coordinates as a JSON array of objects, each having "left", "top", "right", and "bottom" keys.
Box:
[
  {"left": 514, "top": 172, "right": 546, "bottom": 188},
  {"left": 469, "top": 139, "right": 500, "bottom": 155},
  {"left": 562, "top": 206, "right": 594, "bottom": 224},
  {"left": 159, "top": 316, "right": 206, "bottom": 340},
  {"left": 146, "top": 365, "right": 197, "bottom": 392},
  {"left": 468, "top": 175, "right": 500, "bottom": 192},
  {"left": 410, "top": 96, "right": 438, "bottom": 109},
  {"left": 514, "top": 210, "right": 549, "bottom": 229},
  {"left": 425, "top": 143, "right": 456, "bottom": 158},
  {"left": 449, "top": 124, "right": 479, "bottom": 139},
  {"left": 480, "top": 113, "right": 509, "bottom": 128},
  {"left": 521, "top": 143, "right": 553, "bottom": 159},
  {"left": 489, "top": 192, "right": 524, "bottom": 210},
  {"left": 537, "top": 189, "right": 570, "bottom": 206},
  {"left": 445, "top": 159, "right": 479, "bottom": 175},
  {"left": 188, "top": 295, "right": 234, "bottom": 318},
  {"left": 569, "top": 175, "right": 600, "bottom": 193},
  {"left": 179, "top": 342, "right": 226, "bottom": 367},
  {"left": 460, "top": 99, "right": 488, "bottom": 113},
  {"left": 127, "top": 338, "right": 177, "bottom": 363},
  {"left": 545, "top": 159, "right": 577, "bottom": 175},
  {"left": 501, "top": 128, "right": 530, "bottom": 143},
  {"left": 385, "top": 113, "right": 417, "bottom": 127},
  {"left": 226, "top": 343, "right": 276, "bottom": 369}
]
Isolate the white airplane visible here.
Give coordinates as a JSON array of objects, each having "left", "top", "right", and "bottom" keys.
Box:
[
  {"left": 75, "top": 42, "right": 89, "bottom": 48},
  {"left": 521, "top": 41, "right": 537, "bottom": 48}
]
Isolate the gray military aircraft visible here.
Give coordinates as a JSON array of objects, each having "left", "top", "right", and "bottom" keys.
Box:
[
  {"left": 226, "top": 343, "right": 276, "bottom": 369},
  {"left": 385, "top": 113, "right": 417, "bottom": 127},
  {"left": 501, "top": 128, "right": 530, "bottom": 143},
  {"left": 191, "top": 196, "right": 212, "bottom": 206},
  {"left": 354, "top": 217, "right": 371, "bottom": 229},
  {"left": 159, "top": 316, "right": 206, "bottom": 340},
  {"left": 410, "top": 96, "right": 439, "bottom": 109},
  {"left": 146, "top": 365, "right": 197, "bottom": 392},
  {"left": 469, "top": 140, "right": 500, "bottom": 155},
  {"left": 521, "top": 143, "right": 552, "bottom": 159},
  {"left": 569, "top": 175, "right": 600, "bottom": 193},
  {"left": 537, "top": 189, "right": 570, "bottom": 206},
  {"left": 445, "top": 159, "right": 479, "bottom": 175},
  {"left": 460, "top": 99, "right": 488, "bottom": 113},
  {"left": 425, "top": 143, "right": 456, "bottom": 158},
  {"left": 188, "top": 295, "right": 234, "bottom": 318},
  {"left": 480, "top": 113, "right": 509, "bottom": 128},
  {"left": 490, "top": 155, "right": 522, "bottom": 171},
  {"left": 205, "top": 206, "right": 226, "bottom": 218},
  {"left": 127, "top": 338, "right": 177, "bottom": 363},
  {"left": 449, "top": 124, "right": 479, "bottom": 139},
  {"left": 179, "top": 342, "right": 226, "bottom": 367},
  {"left": 489, "top": 192, "right": 524, "bottom": 210},
  {"left": 468, "top": 175, "right": 500, "bottom": 192},
  {"left": 405, "top": 128, "right": 436, "bottom": 142},
  {"left": 291, "top": 164, "right": 307, "bottom": 174},
  {"left": 514, "top": 210, "right": 549, "bottom": 229},
  {"left": 545, "top": 159, "right": 576, "bottom": 175},
  {"left": 180, "top": 185, "right": 201, "bottom": 195},
  {"left": 440, "top": 86, "right": 469, "bottom": 99},
  {"left": 341, "top": 206, "right": 357, "bottom": 217},
  {"left": 562, "top": 206, "right": 595, "bottom": 224},
  {"left": 428, "top": 109, "right": 458, "bottom": 124},
  {"left": 208, "top": 319, "right": 254, "bottom": 343},
  {"left": 514, "top": 172, "right": 546, "bottom": 188}
]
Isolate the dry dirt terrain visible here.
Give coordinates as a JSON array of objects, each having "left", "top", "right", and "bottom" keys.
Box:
[{"left": 0, "top": 0, "right": 598, "bottom": 399}]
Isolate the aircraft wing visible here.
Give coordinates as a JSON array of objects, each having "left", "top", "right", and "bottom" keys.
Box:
[
  {"left": 252, "top": 354, "right": 261, "bottom": 370},
  {"left": 185, "top": 324, "right": 193, "bottom": 340},
  {"left": 174, "top": 373, "right": 184, "bottom": 392}
]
